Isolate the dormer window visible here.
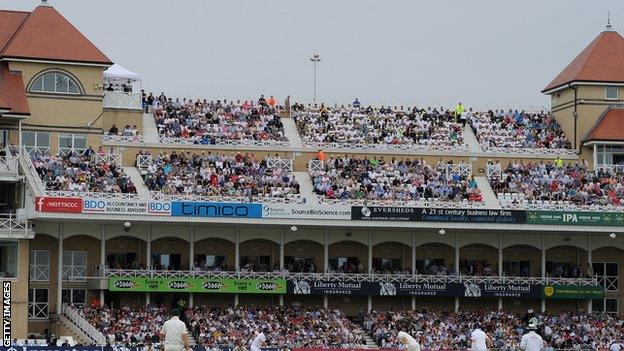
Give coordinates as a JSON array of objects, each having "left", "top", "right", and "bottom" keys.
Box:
[{"left": 605, "top": 86, "right": 619, "bottom": 100}]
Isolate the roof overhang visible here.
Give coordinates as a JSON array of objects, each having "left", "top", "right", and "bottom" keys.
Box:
[
  {"left": 1, "top": 57, "right": 112, "bottom": 68},
  {"left": 583, "top": 140, "right": 624, "bottom": 146},
  {"left": 0, "top": 112, "right": 30, "bottom": 120},
  {"left": 542, "top": 80, "right": 624, "bottom": 94}
]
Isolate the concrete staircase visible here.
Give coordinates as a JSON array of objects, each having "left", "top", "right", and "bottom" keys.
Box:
[
  {"left": 355, "top": 325, "right": 379, "bottom": 349},
  {"left": 58, "top": 316, "right": 90, "bottom": 346},
  {"left": 282, "top": 117, "right": 303, "bottom": 147},
  {"left": 294, "top": 171, "right": 315, "bottom": 198},
  {"left": 124, "top": 167, "right": 151, "bottom": 199},
  {"left": 475, "top": 175, "right": 502, "bottom": 209},
  {"left": 142, "top": 113, "right": 159, "bottom": 143},
  {"left": 463, "top": 124, "right": 483, "bottom": 153},
  {"left": 187, "top": 325, "right": 197, "bottom": 347}
]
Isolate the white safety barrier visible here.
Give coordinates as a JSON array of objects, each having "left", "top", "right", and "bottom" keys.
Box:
[{"left": 61, "top": 304, "right": 106, "bottom": 345}]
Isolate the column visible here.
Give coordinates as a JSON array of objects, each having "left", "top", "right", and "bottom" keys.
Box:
[
  {"left": 411, "top": 232, "right": 416, "bottom": 310},
  {"left": 146, "top": 226, "right": 151, "bottom": 306},
  {"left": 57, "top": 227, "right": 63, "bottom": 315},
  {"left": 498, "top": 233, "right": 503, "bottom": 311},
  {"left": 323, "top": 295, "right": 328, "bottom": 308},
  {"left": 189, "top": 228, "right": 194, "bottom": 308},
  {"left": 100, "top": 225, "right": 106, "bottom": 307},
  {"left": 324, "top": 229, "right": 329, "bottom": 272},
  {"left": 367, "top": 295, "right": 372, "bottom": 313},
  {"left": 368, "top": 230, "right": 373, "bottom": 273},
  {"left": 454, "top": 232, "right": 459, "bottom": 312},
  {"left": 18, "top": 120, "right": 22, "bottom": 155},
  {"left": 587, "top": 235, "right": 593, "bottom": 313},
  {"left": 235, "top": 228, "right": 240, "bottom": 271},
  {"left": 234, "top": 294, "right": 239, "bottom": 307},
  {"left": 279, "top": 230, "right": 285, "bottom": 270},
  {"left": 541, "top": 233, "right": 546, "bottom": 312}
]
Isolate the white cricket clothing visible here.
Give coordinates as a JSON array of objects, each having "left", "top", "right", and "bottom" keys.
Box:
[
  {"left": 611, "top": 343, "right": 622, "bottom": 351},
  {"left": 398, "top": 331, "right": 421, "bottom": 351},
  {"left": 520, "top": 331, "right": 544, "bottom": 351},
  {"left": 251, "top": 332, "right": 266, "bottom": 351},
  {"left": 160, "top": 316, "right": 188, "bottom": 350},
  {"left": 471, "top": 328, "right": 488, "bottom": 351}
]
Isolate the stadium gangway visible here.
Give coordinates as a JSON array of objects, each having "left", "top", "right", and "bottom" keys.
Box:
[
  {"left": 62, "top": 304, "right": 107, "bottom": 345},
  {"left": 301, "top": 140, "right": 470, "bottom": 153},
  {"left": 102, "top": 269, "right": 598, "bottom": 286},
  {"left": 158, "top": 135, "right": 290, "bottom": 148}
]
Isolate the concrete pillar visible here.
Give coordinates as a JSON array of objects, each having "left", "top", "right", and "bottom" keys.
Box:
[
  {"left": 368, "top": 230, "right": 373, "bottom": 273},
  {"left": 498, "top": 233, "right": 503, "bottom": 311},
  {"left": 323, "top": 294, "right": 328, "bottom": 308},
  {"left": 455, "top": 232, "right": 459, "bottom": 312},
  {"left": 367, "top": 295, "right": 372, "bottom": 312},
  {"left": 57, "top": 226, "right": 63, "bottom": 315},
  {"left": 412, "top": 232, "right": 416, "bottom": 310},
  {"left": 324, "top": 229, "right": 329, "bottom": 272},
  {"left": 146, "top": 226, "right": 151, "bottom": 306},
  {"left": 100, "top": 225, "right": 106, "bottom": 307},
  {"left": 235, "top": 228, "right": 240, "bottom": 271},
  {"left": 189, "top": 228, "right": 194, "bottom": 270},
  {"left": 587, "top": 235, "right": 593, "bottom": 313},
  {"left": 279, "top": 229, "right": 285, "bottom": 270},
  {"left": 279, "top": 295, "right": 284, "bottom": 306},
  {"left": 234, "top": 294, "right": 239, "bottom": 307},
  {"left": 541, "top": 233, "right": 546, "bottom": 312}
]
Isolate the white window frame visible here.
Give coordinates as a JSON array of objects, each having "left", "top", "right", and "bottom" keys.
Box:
[
  {"left": 58, "top": 133, "right": 87, "bottom": 156},
  {"left": 0, "top": 240, "right": 19, "bottom": 279},
  {"left": 28, "top": 288, "right": 49, "bottom": 320},
  {"left": 62, "top": 251, "right": 87, "bottom": 282},
  {"left": 593, "top": 298, "right": 619, "bottom": 314},
  {"left": 29, "top": 250, "right": 50, "bottom": 282},
  {"left": 29, "top": 71, "right": 81, "bottom": 95},
  {"left": 22, "top": 131, "right": 51, "bottom": 156},
  {"left": 593, "top": 262, "right": 618, "bottom": 292},
  {"left": 605, "top": 86, "right": 619, "bottom": 100},
  {"left": 62, "top": 288, "right": 86, "bottom": 307}
]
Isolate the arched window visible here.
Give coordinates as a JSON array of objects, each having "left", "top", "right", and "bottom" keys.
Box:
[{"left": 30, "top": 71, "right": 81, "bottom": 94}]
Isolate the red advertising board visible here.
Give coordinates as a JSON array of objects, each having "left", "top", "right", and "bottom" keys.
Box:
[{"left": 35, "top": 197, "right": 83, "bottom": 213}]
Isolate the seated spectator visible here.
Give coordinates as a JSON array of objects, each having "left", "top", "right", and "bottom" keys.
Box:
[
  {"left": 470, "top": 109, "right": 571, "bottom": 150},
  {"left": 293, "top": 104, "right": 464, "bottom": 150},
  {"left": 143, "top": 151, "right": 300, "bottom": 199},
  {"left": 311, "top": 156, "right": 481, "bottom": 203},
  {"left": 31, "top": 151, "right": 137, "bottom": 194}
]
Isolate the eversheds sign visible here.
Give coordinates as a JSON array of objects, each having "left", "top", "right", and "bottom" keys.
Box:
[{"left": 352, "top": 206, "right": 526, "bottom": 223}]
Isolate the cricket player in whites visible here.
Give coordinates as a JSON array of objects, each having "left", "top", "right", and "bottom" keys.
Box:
[
  {"left": 520, "top": 322, "right": 547, "bottom": 351},
  {"left": 398, "top": 331, "right": 421, "bottom": 351}
]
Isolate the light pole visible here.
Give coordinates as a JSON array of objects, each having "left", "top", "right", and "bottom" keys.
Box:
[{"left": 310, "top": 53, "right": 321, "bottom": 103}]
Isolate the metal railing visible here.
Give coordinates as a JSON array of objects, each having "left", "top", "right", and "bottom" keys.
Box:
[
  {"left": 499, "top": 200, "right": 624, "bottom": 213},
  {"left": 136, "top": 154, "right": 153, "bottom": 171},
  {"left": 486, "top": 163, "right": 502, "bottom": 179},
  {"left": 92, "top": 152, "right": 122, "bottom": 165},
  {"left": 62, "top": 304, "right": 107, "bottom": 345},
  {"left": 149, "top": 192, "right": 307, "bottom": 204},
  {"left": 446, "top": 163, "right": 471, "bottom": 178},
  {"left": 103, "top": 134, "right": 144, "bottom": 144},
  {"left": 103, "top": 269, "right": 598, "bottom": 286},
  {"left": 46, "top": 190, "right": 141, "bottom": 200},
  {"left": 481, "top": 145, "right": 577, "bottom": 157},
  {"left": 314, "top": 196, "right": 486, "bottom": 208},
  {"left": 158, "top": 136, "right": 289, "bottom": 147},
  {"left": 301, "top": 140, "right": 470, "bottom": 152},
  {"left": 267, "top": 157, "right": 294, "bottom": 172},
  {"left": 0, "top": 213, "right": 29, "bottom": 233},
  {"left": 596, "top": 165, "right": 624, "bottom": 173}
]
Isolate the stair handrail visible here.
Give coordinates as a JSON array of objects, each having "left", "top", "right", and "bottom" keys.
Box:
[{"left": 61, "top": 304, "right": 106, "bottom": 345}]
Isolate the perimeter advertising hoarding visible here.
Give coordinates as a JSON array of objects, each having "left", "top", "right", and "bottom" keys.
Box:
[
  {"left": 287, "top": 279, "right": 542, "bottom": 298},
  {"left": 170, "top": 202, "right": 263, "bottom": 218},
  {"left": 0, "top": 348, "right": 280, "bottom": 351},
  {"left": 543, "top": 284, "right": 605, "bottom": 299},
  {"left": 352, "top": 206, "right": 526, "bottom": 224},
  {"left": 261, "top": 203, "right": 351, "bottom": 220},
  {"left": 109, "top": 277, "right": 286, "bottom": 294},
  {"left": 527, "top": 211, "right": 624, "bottom": 227}
]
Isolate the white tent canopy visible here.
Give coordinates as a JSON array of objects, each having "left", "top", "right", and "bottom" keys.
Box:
[{"left": 104, "top": 63, "right": 141, "bottom": 83}]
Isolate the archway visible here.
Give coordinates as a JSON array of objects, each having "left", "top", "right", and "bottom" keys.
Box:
[
  {"left": 284, "top": 240, "right": 323, "bottom": 272},
  {"left": 194, "top": 238, "right": 235, "bottom": 271},
  {"left": 328, "top": 240, "right": 368, "bottom": 273},
  {"left": 373, "top": 241, "right": 411, "bottom": 273},
  {"left": 239, "top": 239, "right": 278, "bottom": 272}
]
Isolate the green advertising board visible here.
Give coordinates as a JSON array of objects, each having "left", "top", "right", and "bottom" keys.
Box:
[
  {"left": 527, "top": 211, "right": 624, "bottom": 226},
  {"left": 109, "top": 276, "right": 286, "bottom": 294},
  {"left": 543, "top": 285, "right": 604, "bottom": 299}
]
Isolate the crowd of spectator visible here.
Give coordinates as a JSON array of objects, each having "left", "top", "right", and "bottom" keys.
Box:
[
  {"left": 142, "top": 151, "right": 300, "bottom": 199},
  {"left": 311, "top": 156, "right": 482, "bottom": 203},
  {"left": 107, "top": 124, "right": 141, "bottom": 141},
  {"left": 470, "top": 110, "right": 571, "bottom": 150},
  {"left": 293, "top": 105, "right": 464, "bottom": 150},
  {"left": 76, "top": 305, "right": 365, "bottom": 349},
  {"left": 150, "top": 92, "right": 287, "bottom": 145},
  {"left": 31, "top": 149, "right": 137, "bottom": 193},
  {"left": 489, "top": 160, "right": 624, "bottom": 207},
  {"left": 362, "top": 309, "right": 624, "bottom": 350},
  {"left": 187, "top": 306, "right": 365, "bottom": 348}
]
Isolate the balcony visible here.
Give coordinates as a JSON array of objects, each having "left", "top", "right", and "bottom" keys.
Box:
[{"left": 103, "top": 91, "right": 142, "bottom": 110}]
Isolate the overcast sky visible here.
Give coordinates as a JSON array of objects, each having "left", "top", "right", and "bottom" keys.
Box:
[{"left": 1, "top": 0, "right": 621, "bottom": 109}]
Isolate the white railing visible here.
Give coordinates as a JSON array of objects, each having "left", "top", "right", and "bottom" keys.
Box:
[
  {"left": 266, "top": 157, "right": 293, "bottom": 172},
  {"left": 0, "top": 154, "right": 18, "bottom": 176},
  {"left": 486, "top": 163, "right": 502, "bottom": 179},
  {"left": 596, "top": 165, "right": 624, "bottom": 173},
  {"left": 92, "top": 152, "right": 122, "bottom": 165},
  {"left": 159, "top": 136, "right": 289, "bottom": 147},
  {"left": 103, "top": 134, "right": 144, "bottom": 144},
  {"left": 46, "top": 190, "right": 141, "bottom": 200},
  {"left": 301, "top": 140, "right": 470, "bottom": 153},
  {"left": 481, "top": 146, "right": 577, "bottom": 157},
  {"left": 136, "top": 154, "right": 153, "bottom": 171},
  {"left": 62, "top": 304, "right": 106, "bottom": 345},
  {"left": 446, "top": 163, "right": 472, "bottom": 178},
  {"left": 315, "top": 196, "right": 486, "bottom": 208},
  {"left": 308, "top": 159, "right": 324, "bottom": 174},
  {"left": 103, "top": 269, "right": 598, "bottom": 286},
  {"left": 23, "top": 150, "right": 47, "bottom": 194},
  {"left": 496, "top": 196, "right": 624, "bottom": 212},
  {"left": 149, "top": 192, "right": 307, "bottom": 205},
  {"left": 0, "top": 214, "right": 29, "bottom": 232},
  {"left": 103, "top": 91, "right": 142, "bottom": 110}
]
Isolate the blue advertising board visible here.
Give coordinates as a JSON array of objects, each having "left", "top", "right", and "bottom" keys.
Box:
[{"left": 171, "top": 201, "right": 262, "bottom": 218}]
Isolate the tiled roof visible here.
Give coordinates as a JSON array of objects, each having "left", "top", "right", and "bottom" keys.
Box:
[
  {"left": 0, "top": 62, "right": 29, "bottom": 115},
  {"left": 584, "top": 108, "right": 624, "bottom": 143}
]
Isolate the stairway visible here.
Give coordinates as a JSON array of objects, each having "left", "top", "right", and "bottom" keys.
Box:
[
  {"left": 353, "top": 324, "right": 379, "bottom": 349},
  {"left": 142, "top": 113, "right": 159, "bottom": 143},
  {"left": 124, "top": 167, "right": 151, "bottom": 199},
  {"left": 294, "top": 171, "right": 315, "bottom": 199},
  {"left": 58, "top": 316, "right": 90, "bottom": 346},
  {"left": 475, "top": 175, "right": 502, "bottom": 209},
  {"left": 187, "top": 325, "right": 197, "bottom": 347},
  {"left": 463, "top": 124, "right": 483, "bottom": 153},
  {"left": 282, "top": 117, "right": 303, "bottom": 148}
]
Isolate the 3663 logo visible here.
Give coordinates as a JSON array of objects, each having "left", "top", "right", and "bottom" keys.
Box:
[
  {"left": 113, "top": 280, "right": 137, "bottom": 289},
  {"left": 168, "top": 281, "right": 192, "bottom": 289},
  {"left": 256, "top": 282, "right": 278, "bottom": 291},
  {"left": 202, "top": 281, "right": 226, "bottom": 290}
]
